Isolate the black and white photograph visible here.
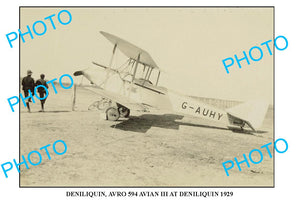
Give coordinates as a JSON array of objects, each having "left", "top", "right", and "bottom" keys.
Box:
[
  {"left": 2, "top": 0, "right": 300, "bottom": 212},
  {"left": 19, "top": 7, "right": 274, "bottom": 187}
]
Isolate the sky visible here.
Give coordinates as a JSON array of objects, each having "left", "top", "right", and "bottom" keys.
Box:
[{"left": 20, "top": 7, "right": 273, "bottom": 103}]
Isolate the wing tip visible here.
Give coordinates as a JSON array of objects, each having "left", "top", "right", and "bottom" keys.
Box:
[{"left": 74, "top": 71, "right": 84, "bottom": 76}]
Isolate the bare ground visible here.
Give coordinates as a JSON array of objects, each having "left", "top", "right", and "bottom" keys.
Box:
[{"left": 20, "top": 86, "right": 273, "bottom": 187}]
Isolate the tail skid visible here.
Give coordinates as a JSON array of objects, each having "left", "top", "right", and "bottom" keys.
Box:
[{"left": 226, "top": 100, "right": 269, "bottom": 131}]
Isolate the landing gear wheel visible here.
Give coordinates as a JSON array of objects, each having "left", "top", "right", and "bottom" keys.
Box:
[
  {"left": 118, "top": 107, "right": 130, "bottom": 118},
  {"left": 106, "top": 107, "right": 120, "bottom": 121}
]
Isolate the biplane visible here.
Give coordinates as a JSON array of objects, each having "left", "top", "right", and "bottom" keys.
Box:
[{"left": 73, "top": 31, "right": 269, "bottom": 132}]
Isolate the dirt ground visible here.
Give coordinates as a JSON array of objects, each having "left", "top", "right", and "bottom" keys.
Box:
[{"left": 20, "top": 86, "right": 274, "bottom": 187}]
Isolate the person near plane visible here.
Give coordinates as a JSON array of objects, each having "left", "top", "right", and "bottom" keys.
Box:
[
  {"left": 21, "top": 70, "right": 35, "bottom": 112},
  {"left": 36, "top": 74, "right": 49, "bottom": 112}
]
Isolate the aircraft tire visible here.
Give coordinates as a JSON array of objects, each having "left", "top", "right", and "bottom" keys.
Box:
[
  {"left": 106, "top": 107, "right": 120, "bottom": 121},
  {"left": 118, "top": 107, "right": 130, "bottom": 118}
]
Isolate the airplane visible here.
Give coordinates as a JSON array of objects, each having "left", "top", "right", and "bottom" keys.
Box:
[{"left": 73, "top": 31, "right": 269, "bottom": 132}]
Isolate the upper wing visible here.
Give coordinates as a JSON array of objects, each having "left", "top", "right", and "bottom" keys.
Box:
[{"left": 100, "top": 31, "right": 158, "bottom": 68}]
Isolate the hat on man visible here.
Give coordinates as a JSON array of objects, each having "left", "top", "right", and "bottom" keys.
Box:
[{"left": 27, "top": 70, "right": 32, "bottom": 75}]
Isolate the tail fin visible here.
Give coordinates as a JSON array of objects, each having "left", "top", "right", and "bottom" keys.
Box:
[{"left": 226, "top": 100, "right": 269, "bottom": 131}]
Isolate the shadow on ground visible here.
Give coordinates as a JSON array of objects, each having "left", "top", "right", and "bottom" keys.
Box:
[
  {"left": 111, "top": 114, "right": 230, "bottom": 133},
  {"left": 21, "top": 110, "right": 71, "bottom": 114},
  {"left": 111, "top": 114, "right": 268, "bottom": 135}
]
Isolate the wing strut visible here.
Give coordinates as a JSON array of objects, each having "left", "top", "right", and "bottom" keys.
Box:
[
  {"left": 132, "top": 54, "right": 140, "bottom": 82},
  {"left": 102, "top": 43, "right": 117, "bottom": 88},
  {"left": 146, "top": 68, "right": 153, "bottom": 80},
  {"left": 142, "top": 66, "right": 151, "bottom": 86},
  {"left": 128, "top": 53, "right": 140, "bottom": 98},
  {"left": 155, "top": 71, "right": 161, "bottom": 86},
  {"left": 109, "top": 43, "right": 117, "bottom": 70}
]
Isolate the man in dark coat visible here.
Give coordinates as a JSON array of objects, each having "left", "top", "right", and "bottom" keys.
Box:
[
  {"left": 36, "top": 74, "right": 49, "bottom": 112},
  {"left": 21, "top": 70, "right": 35, "bottom": 112}
]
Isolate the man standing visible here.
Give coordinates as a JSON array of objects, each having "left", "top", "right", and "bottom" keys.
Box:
[
  {"left": 36, "top": 74, "right": 49, "bottom": 112},
  {"left": 21, "top": 70, "right": 35, "bottom": 112}
]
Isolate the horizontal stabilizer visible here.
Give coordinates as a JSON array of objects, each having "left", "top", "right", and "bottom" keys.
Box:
[{"left": 226, "top": 100, "right": 269, "bottom": 131}]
